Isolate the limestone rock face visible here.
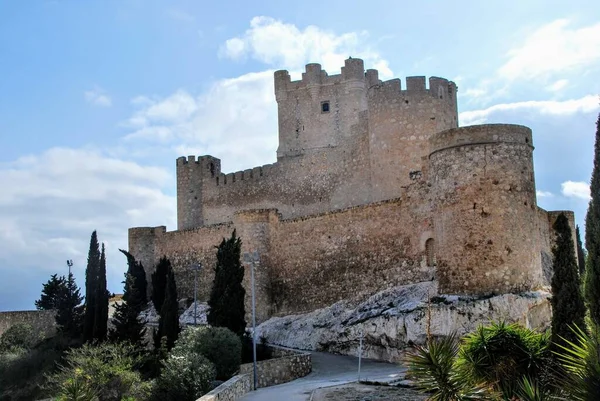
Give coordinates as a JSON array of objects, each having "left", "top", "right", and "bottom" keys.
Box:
[{"left": 257, "top": 281, "right": 551, "bottom": 363}]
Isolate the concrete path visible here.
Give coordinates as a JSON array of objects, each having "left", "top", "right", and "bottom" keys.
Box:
[{"left": 240, "top": 351, "right": 406, "bottom": 401}]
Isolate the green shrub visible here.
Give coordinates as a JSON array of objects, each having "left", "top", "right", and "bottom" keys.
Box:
[
  {"left": 47, "top": 342, "right": 151, "bottom": 401},
  {"left": 152, "top": 353, "right": 215, "bottom": 401},
  {"left": 173, "top": 326, "right": 241, "bottom": 380},
  {"left": 0, "top": 323, "right": 41, "bottom": 352},
  {"left": 0, "top": 334, "right": 77, "bottom": 401},
  {"left": 456, "top": 321, "right": 551, "bottom": 398}
]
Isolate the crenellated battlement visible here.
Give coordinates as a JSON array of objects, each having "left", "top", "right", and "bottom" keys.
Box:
[
  {"left": 215, "top": 163, "right": 277, "bottom": 186},
  {"left": 367, "top": 75, "right": 457, "bottom": 105},
  {"left": 274, "top": 58, "right": 373, "bottom": 102}
]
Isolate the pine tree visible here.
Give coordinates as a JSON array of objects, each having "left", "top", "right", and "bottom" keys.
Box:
[
  {"left": 151, "top": 256, "right": 170, "bottom": 313},
  {"left": 56, "top": 272, "right": 84, "bottom": 338},
  {"left": 585, "top": 112, "right": 600, "bottom": 327},
  {"left": 154, "top": 267, "right": 179, "bottom": 350},
  {"left": 119, "top": 249, "right": 148, "bottom": 305},
  {"left": 207, "top": 230, "right": 246, "bottom": 336},
  {"left": 93, "top": 243, "right": 109, "bottom": 342},
  {"left": 551, "top": 213, "right": 587, "bottom": 346},
  {"left": 109, "top": 273, "right": 147, "bottom": 346},
  {"left": 576, "top": 225, "right": 586, "bottom": 276},
  {"left": 36, "top": 274, "right": 67, "bottom": 310},
  {"left": 83, "top": 230, "right": 100, "bottom": 342}
]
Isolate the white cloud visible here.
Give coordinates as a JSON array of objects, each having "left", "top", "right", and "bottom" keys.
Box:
[
  {"left": 219, "top": 16, "right": 393, "bottom": 79},
  {"left": 547, "top": 79, "right": 569, "bottom": 92},
  {"left": 561, "top": 181, "right": 591, "bottom": 200},
  {"left": 123, "top": 70, "right": 278, "bottom": 172},
  {"left": 537, "top": 190, "right": 554, "bottom": 198},
  {"left": 0, "top": 147, "right": 176, "bottom": 306},
  {"left": 460, "top": 95, "right": 599, "bottom": 126},
  {"left": 499, "top": 19, "right": 600, "bottom": 80},
  {"left": 84, "top": 87, "right": 112, "bottom": 107}
]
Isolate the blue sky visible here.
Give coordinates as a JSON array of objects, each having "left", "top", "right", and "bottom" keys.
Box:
[{"left": 0, "top": 0, "right": 599, "bottom": 311}]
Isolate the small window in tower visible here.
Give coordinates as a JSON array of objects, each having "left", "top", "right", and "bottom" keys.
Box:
[
  {"left": 321, "top": 101, "right": 330, "bottom": 113},
  {"left": 425, "top": 238, "right": 436, "bottom": 266},
  {"left": 209, "top": 163, "right": 215, "bottom": 177}
]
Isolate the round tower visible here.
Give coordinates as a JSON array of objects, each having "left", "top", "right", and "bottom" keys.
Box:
[{"left": 429, "top": 124, "right": 543, "bottom": 295}]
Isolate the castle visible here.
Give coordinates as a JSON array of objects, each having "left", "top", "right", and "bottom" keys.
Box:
[{"left": 128, "top": 58, "right": 575, "bottom": 324}]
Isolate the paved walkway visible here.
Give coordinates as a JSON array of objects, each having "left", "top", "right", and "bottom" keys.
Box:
[{"left": 240, "top": 351, "right": 406, "bottom": 401}]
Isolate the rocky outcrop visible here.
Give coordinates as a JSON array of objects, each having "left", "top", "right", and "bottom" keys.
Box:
[{"left": 257, "top": 281, "right": 551, "bottom": 362}]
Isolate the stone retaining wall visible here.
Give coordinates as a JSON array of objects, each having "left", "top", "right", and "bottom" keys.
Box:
[
  {"left": 239, "top": 348, "right": 312, "bottom": 389},
  {"left": 197, "top": 374, "right": 251, "bottom": 401},
  {"left": 0, "top": 310, "right": 56, "bottom": 337}
]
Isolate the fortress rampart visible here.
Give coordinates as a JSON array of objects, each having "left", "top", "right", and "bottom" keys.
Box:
[{"left": 129, "top": 58, "right": 576, "bottom": 324}]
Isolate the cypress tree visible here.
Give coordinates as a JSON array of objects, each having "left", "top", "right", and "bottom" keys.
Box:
[
  {"left": 83, "top": 230, "right": 100, "bottom": 342},
  {"left": 585, "top": 112, "right": 600, "bottom": 327},
  {"left": 207, "top": 230, "right": 246, "bottom": 336},
  {"left": 93, "top": 243, "right": 109, "bottom": 341},
  {"left": 109, "top": 273, "right": 147, "bottom": 346},
  {"left": 119, "top": 249, "right": 148, "bottom": 305},
  {"left": 151, "top": 256, "right": 170, "bottom": 313},
  {"left": 576, "top": 225, "right": 586, "bottom": 276},
  {"left": 551, "top": 213, "right": 587, "bottom": 346},
  {"left": 154, "top": 267, "right": 179, "bottom": 350}
]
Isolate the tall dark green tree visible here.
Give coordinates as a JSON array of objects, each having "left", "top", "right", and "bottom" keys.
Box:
[
  {"left": 37, "top": 270, "right": 84, "bottom": 337},
  {"left": 36, "top": 274, "right": 66, "bottom": 310},
  {"left": 154, "top": 267, "right": 179, "bottom": 350},
  {"left": 586, "top": 112, "right": 600, "bottom": 327},
  {"left": 576, "top": 225, "right": 586, "bottom": 276},
  {"left": 109, "top": 272, "right": 147, "bottom": 346},
  {"left": 56, "top": 271, "right": 84, "bottom": 338},
  {"left": 119, "top": 249, "right": 148, "bottom": 305},
  {"left": 83, "top": 230, "right": 100, "bottom": 342},
  {"left": 151, "top": 256, "right": 170, "bottom": 313},
  {"left": 93, "top": 243, "right": 109, "bottom": 342},
  {"left": 207, "top": 230, "right": 246, "bottom": 336},
  {"left": 551, "top": 213, "right": 587, "bottom": 346}
]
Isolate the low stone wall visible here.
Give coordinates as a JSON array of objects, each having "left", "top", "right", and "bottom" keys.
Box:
[
  {"left": 239, "top": 347, "right": 312, "bottom": 388},
  {"left": 0, "top": 310, "right": 56, "bottom": 337},
  {"left": 197, "top": 374, "right": 252, "bottom": 401}
]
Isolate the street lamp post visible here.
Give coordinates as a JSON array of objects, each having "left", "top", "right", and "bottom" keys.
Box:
[
  {"left": 191, "top": 263, "right": 202, "bottom": 326},
  {"left": 242, "top": 251, "right": 259, "bottom": 391}
]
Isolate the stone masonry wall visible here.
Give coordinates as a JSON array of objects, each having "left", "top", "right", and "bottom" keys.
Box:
[
  {"left": 197, "top": 374, "right": 251, "bottom": 401},
  {"left": 269, "top": 193, "right": 435, "bottom": 316},
  {"left": 0, "top": 310, "right": 56, "bottom": 337},
  {"left": 239, "top": 349, "right": 311, "bottom": 389},
  {"left": 430, "top": 124, "right": 544, "bottom": 294}
]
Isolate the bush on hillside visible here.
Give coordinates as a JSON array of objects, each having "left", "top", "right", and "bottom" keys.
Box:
[
  {"left": 152, "top": 352, "right": 215, "bottom": 401},
  {"left": 0, "top": 323, "right": 41, "bottom": 352},
  {"left": 0, "top": 334, "right": 79, "bottom": 401},
  {"left": 173, "top": 326, "right": 241, "bottom": 380},
  {"left": 47, "top": 342, "right": 151, "bottom": 401}
]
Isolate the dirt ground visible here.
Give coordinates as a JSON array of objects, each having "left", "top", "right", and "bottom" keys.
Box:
[{"left": 311, "top": 383, "right": 428, "bottom": 401}]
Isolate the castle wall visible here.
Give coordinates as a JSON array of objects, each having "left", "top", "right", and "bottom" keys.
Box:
[
  {"left": 268, "top": 191, "right": 435, "bottom": 316},
  {"left": 0, "top": 310, "right": 56, "bottom": 338},
  {"left": 429, "top": 124, "right": 544, "bottom": 295},
  {"left": 367, "top": 77, "right": 458, "bottom": 201}
]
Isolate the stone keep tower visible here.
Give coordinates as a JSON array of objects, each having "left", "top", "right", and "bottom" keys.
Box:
[{"left": 430, "top": 124, "right": 543, "bottom": 294}]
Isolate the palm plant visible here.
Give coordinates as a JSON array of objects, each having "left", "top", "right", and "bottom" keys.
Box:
[
  {"left": 456, "top": 321, "right": 551, "bottom": 399},
  {"left": 405, "top": 332, "right": 496, "bottom": 401},
  {"left": 553, "top": 324, "right": 600, "bottom": 401}
]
